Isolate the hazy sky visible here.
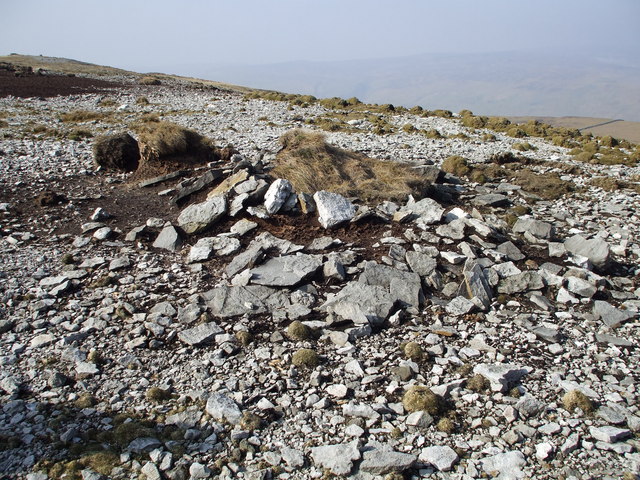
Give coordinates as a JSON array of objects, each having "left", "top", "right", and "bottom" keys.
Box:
[{"left": 2, "top": 0, "right": 639, "bottom": 72}]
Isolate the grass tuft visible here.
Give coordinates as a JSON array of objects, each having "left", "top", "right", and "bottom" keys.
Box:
[{"left": 271, "top": 129, "right": 431, "bottom": 202}]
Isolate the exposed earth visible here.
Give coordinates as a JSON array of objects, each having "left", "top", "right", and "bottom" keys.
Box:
[{"left": 0, "top": 60, "right": 639, "bottom": 480}]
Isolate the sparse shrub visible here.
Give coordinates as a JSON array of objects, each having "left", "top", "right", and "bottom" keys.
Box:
[
  {"left": 461, "top": 115, "right": 486, "bottom": 128},
  {"left": 589, "top": 176, "right": 620, "bottom": 191},
  {"left": 403, "top": 342, "right": 424, "bottom": 361},
  {"left": 146, "top": 386, "right": 172, "bottom": 402},
  {"left": 93, "top": 132, "right": 140, "bottom": 172},
  {"left": 562, "top": 390, "right": 594, "bottom": 414},
  {"left": 482, "top": 133, "right": 497, "bottom": 142},
  {"left": 287, "top": 320, "right": 313, "bottom": 341},
  {"left": 60, "top": 110, "right": 108, "bottom": 123},
  {"left": 292, "top": 348, "right": 319, "bottom": 368},
  {"left": 61, "top": 253, "right": 75, "bottom": 264},
  {"left": 466, "top": 374, "right": 490, "bottom": 392},
  {"left": 513, "top": 142, "right": 536, "bottom": 152},
  {"left": 441, "top": 155, "right": 470, "bottom": 177},
  {"left": 437, "top": 417, "right": 455, "bottom": 433},
  {"left": 573, "top": 151, "right": 594, "bottom": 163},
  {"left": 67, "top": 128, "right": 93, "bottom": 141},
  {"left": 600, "top": 135, "right": 618, "bottom": 147},
  {"left": 506, "top": 127, "right": 527, "bottom": 138},
  {"left": 423, "top": 129, "right": 443, "bottom": 139},
  {"left": 402, "top": 386, "right": 443, "bottom": 415},
  {"left": 98, "top": 98, "right": 116, "bottom": 107},
  {"left": 236, "top": 331, "right": 253, "bottom": 346},
  {"left": 136, "top": 96, "right": 150, "bottom": 105},
  {"left": 74, "top": 393, "right": 97, "bottom": 409},
  {"left": 239, "top": 411, "right": 262, "bottom": 431},
  {"left": 139, "top": 76, "right": 161, "bottom": 85}
]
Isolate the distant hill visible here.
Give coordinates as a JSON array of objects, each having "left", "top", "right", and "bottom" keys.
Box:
[{"left": 185, "top": 48, "right": 640, "bottom": 122}]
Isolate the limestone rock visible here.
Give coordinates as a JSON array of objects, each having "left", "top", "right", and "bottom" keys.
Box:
[
  {"left": 313, "top": 191, "right": 356, "bottom": 228},
  {"left": 564, "top": 234, "right": 610, "bottom": 269},
  {"left": 206, "top": 393, "right": 242, "bottom": 425},
  {"left": 249, "top": 253, "right": 322, "bottom": 287},
  {"left": 419, "top": 445, "right": 459, "bottom": 472},
  {"left": 473, "top": 363, "right": 529, "bottom": 392},
  {"left": 177, "top": 196, "right": 227, "bottom": 234},
  {"left": 264, "top": 178, "right": 293, "bottom": 214},
  {"left": 360, "top": 449, "right": 416, "bottom": 474},
  {"left": 310, "top": 440, "right": 360, "bottom": 476}
]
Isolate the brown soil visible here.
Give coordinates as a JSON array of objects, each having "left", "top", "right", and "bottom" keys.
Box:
[{"left": 0, "top": 69, "right": 128, "bottom": 98}]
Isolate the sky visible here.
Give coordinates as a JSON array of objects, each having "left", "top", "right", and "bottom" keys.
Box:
[{"left": 2, "top": 0, "right": 639, "bottom": 71}]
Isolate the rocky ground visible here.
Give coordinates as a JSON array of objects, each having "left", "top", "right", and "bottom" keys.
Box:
[{"left": 0, "top": 67, "right": 639, "bottom": 480}]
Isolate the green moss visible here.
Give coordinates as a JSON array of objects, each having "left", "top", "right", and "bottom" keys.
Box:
[
  {"left": 436, "top": 417, "right": 455, "bottom": 433},
  {"left": 403, "top": 342, "right": 424, "bottom": 361},
  {"left": 146, "top": 386, "right": 172, "bottom": 402},
  {"left": 292, "top": 348, "right": 320, "bottom": 368},
  {"left": 287, "top": 320, "right": 313, "bottom": 341},
  {"left": 562, "top": 390, "right": 594, "bottom": 414},
  {"left": 61, "top": 253, "right": 75, "bottom": 264},
  {"left": 239, "top": 411, "right": 262, "bottom": 431},
  {"left": 402, "top": 386, "right": 443, "bottom": 415},
  {"left": 74, "top": 393, "right": 98, "bottom": 409},
  {"left": 466, "top": 374, "right": 490, "bottom": 392}
]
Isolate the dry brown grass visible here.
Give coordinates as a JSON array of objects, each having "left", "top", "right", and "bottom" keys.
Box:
[
  {"left": 271, "top": 129, "right": 430, "bottom": 202},
  {"left": 129, "top": 121, "right": 235, "bottom": 179},
  {"left": 60, "top": 110, "right": 110, "bottom": 123}
]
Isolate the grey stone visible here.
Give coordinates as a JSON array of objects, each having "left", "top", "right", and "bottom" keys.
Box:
[
  {"left": 513, "top": 218, "right": 555, "bottom": 240},
  {"left": 280, "top": 446, "right": 305, "bottom": 468},
  {"left": 0, "top": 376, "right": 22, "bottom": 395},
  {"left": 177, "top": 196, "right": 227, "bottom": 234},
  {"left": 406, "top": 411, "right": 434, "bottom": 427},
  {"left": 593, "top": 300, "right": 635, "bottom": 328},
  {"left": 264, "top": 178, "right": 293, "bottom": 214},
  {"left": 323, "top": 257, "right": 346, "bottom": 281},
  {"left": 473, "top": 193, "right": 511, "bottom": 207},
  {"left": 109, "top": 256, "right": 130, "bottom": 271},
  {"left": 419, "top": 445, "right": 459, "bottom": 472},
  {"left": 564, "top": 234, "right": 610, "bottom": 269},
  {"left": 138, "top": 170, "right": 187, "bottom": 188},
  {"left": 141, "top": 462, "right": 162, "bottom": 480},
  {"left": 152, "top": 225, "right": 182, "bottom": 251},
  {"left": 204, "top": 285, "right": 277, "bottom": 318},
  {"left": 128, "top": 437, "right": 162, "bottom": 453},
  {"left": 497, "top": 241, "right": 525, "bottom": 262},
  {"left": 310, "top": 440, "right": 360, "bottom": 476},
  {"left": 250, "top": 253, "right": 322, "bottom": 287},
  {"left": 473, "top": 363, "right": 529, "bottom": 392},
  {"left": 322, "top": 282, "right": 396, "bottom": 326},
  {"left": 497, "top": 271, "right": 545, "bottom": 294},
  {"left": 480, "top": 451, "right": 526, "bottom": 479},
  {"left": 124, "top": 225, "right": 147, "bottom": 242},
  {"left": 360, "top": 449, "right": 416, "bottom": 474},
  {"left": 230, "top": 219, "right": 258, "bottom": 236},
  {"left": 589, "top": 425, "right": 631, "bottom": 443},
  {"left": 206, "top": 393, "right": 242, "bottom": 425},
  {"left": 189, "top": 462, "right": 212, "bottom": 479},
  {"left": 358, "top": 261, "right": 423, "bottom": 308},
  {"left": 515, "top": 394, "right": 545, "bottom": 418},
  {"left": 173, "top": 169, "right": 222, "bottom": 204},
  {"left": 446, "top": 296, "right": 476, "bottom": 315},
  {"left": 595, "top": 333, "right": 634, "bottom": 347},
  {"left": 464, "top": 262, "right": 493, "bottom": 310},
  {"left": 402, "top": 196, "right": 445, "bottom": 225},
  {"left": 225, "top": 245, "right": 264, "bottom": 277},
  {"left": 566, "top": 276, "right": 597, "bottom": 298},
  {"left": 178, "top": 323, "right": 223, "bottom": 346},
  {"left": 405, "top": 251, "right": 437, "bottom": 277},
  {"left": 165, "top": 409, "right": 203, "bottom": 429},
  {"left": 313, "top": 191, "right": 356, "bottom": 228},
  {"left": 436, "top": 218, "right": 466, "bottom": 240}
]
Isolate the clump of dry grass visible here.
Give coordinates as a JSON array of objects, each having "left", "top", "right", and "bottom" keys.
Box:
[
  {"left": 562, "top": 390, "right": 594, "bottom": 414},
  {"left": 139, "top": 76, "right": 161, "bottom": 85},
  {"left": 271, "top": 129, "right": 431, "bottom": 202},
  {"left": 60, "top": 110, "right": 110, "bottom": 123},
  {"left": 441, "top": 155, "right": 470, "bottom": 177}
]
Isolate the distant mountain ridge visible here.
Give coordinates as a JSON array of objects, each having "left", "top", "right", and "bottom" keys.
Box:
[{"left": 184, "top": 48, "right": 640, "bottom": 122}]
